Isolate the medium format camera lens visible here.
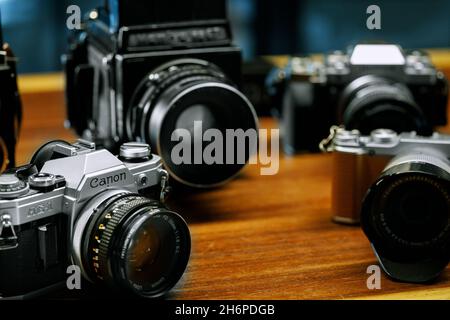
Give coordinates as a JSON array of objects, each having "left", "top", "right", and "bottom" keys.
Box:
[
  {"left": 339, "top": 75, "right": 430, "bottom": 135},
  {"left": 361, "top": 153, "right": 450, "bottom": 282},
  {"left": 126, "top": 58, "right": 258, "bottom": 188},
  {"left": 74, "top": 193, "right": 191, "bottom": 298}
]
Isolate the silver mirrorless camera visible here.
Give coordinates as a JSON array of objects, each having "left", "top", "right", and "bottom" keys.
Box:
[
  {"left": 322, "top": 127, "right": 449, "bottom": 283},
  {"left": 0, "top": 140, "right": 191, "bottom": 299}
]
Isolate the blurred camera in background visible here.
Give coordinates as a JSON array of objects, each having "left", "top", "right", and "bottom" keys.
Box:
[{"left": 268, "top": 44, "right": 449, "bottom": 154}]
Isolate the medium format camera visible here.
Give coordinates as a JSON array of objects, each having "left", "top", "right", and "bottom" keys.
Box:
[
  {"left": 64, "top": 0, "right": 258, "bottom": 188},
  {"left": 0, "top": 20, "right": 22, "bottom": 172},
  {"left": 268, "top": 44, "right": 448, "bottom": 153},
  {"left": 0, "top": 140, "right": 191, "bottom": 298},
  {"left": 323, "top": 127, "right": 449, "bottom": 283}
]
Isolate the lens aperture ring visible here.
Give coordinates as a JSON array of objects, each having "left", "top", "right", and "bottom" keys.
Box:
[{"left": 88, "top": 195, "right": 155, "bottom": 283}]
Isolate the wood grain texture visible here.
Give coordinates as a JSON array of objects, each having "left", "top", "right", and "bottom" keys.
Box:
[{"left": 14, "top": 52, "right": 450, "bottom": 299}]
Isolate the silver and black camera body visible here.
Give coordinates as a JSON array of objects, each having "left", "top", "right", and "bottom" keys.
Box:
[
  {"left": 323, "top": 127, "right": 449, "bottom": 283},
  {"left": 0, "top": 140, "right": 191, "bottom": 299},
  {"left": 64, "top": 0, "right": 258, "bottom": 188},
  {"left": 268, "top": 44, "right": 448, "bottom": 153}
]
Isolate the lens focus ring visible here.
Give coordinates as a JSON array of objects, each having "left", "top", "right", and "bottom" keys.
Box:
[
  {"left": 87, "top": 195, "right": 153, "bottom": 280},
  {"left": 97, "top": 197, "right": 153, "bottom": 276}
]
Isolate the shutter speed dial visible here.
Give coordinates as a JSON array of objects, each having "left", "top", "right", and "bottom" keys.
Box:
[
  {"left": 28, "top": 173, "right": 65, "bottom": 192},
  {"left": 120, "top": 142, "right": 152, "bottom": 162},
  {"left": 29, "top": 173, "right": 56, "bottom": 189}
]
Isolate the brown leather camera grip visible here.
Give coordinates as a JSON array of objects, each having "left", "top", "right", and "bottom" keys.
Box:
[{"left": 331, "top": 153, "right": 389, "bottom": 225}]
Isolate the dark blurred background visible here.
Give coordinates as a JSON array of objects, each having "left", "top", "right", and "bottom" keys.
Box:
[{"left": 1, "top": 0, "right": 449, "bottom": 74}]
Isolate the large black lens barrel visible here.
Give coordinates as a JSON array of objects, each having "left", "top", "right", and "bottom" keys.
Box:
[{"left": 127, "top": 59, "right": 258, "bottom": 188}]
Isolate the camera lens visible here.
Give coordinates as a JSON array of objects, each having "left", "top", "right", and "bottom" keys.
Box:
[
  {"left": 339, "top": 75, "right": 430, "bottom": 135},
  {"left": 74, "top": 193, "right": 191, "bottom": 298},
  {"left": 361, "top": 153, "right": 450, "bottom": 282},
  {"left": 126, "top": 58, "right": 258, "bottom": 188}
]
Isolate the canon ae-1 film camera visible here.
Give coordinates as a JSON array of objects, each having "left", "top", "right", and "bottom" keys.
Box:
[
  {"left": 0, "top": 17, "right": 22, "bottom": 172},
  {"left": 268, "top": 44, "right": 448, "bottom": 153},
  {"left": 323, "top": 127, "right": 449, "bottom": 283},
  {"left": 0, "top": 140, "right": 190, "bottom": 298},
  {"left": 64, "top": 0, "right": 258, "bottom": 188}
]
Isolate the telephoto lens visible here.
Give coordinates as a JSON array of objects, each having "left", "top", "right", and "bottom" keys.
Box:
[{"left": 361, "top": 148, "right": 450, "bottom": 283}]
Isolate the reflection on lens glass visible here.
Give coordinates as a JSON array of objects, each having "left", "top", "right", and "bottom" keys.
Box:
[
  {"left": 127, "top": 222, "right": 161, "bottom": 284},
  {"left": 125, "top": 216, "right": 181, "bottom": 288},
  {"left": 382, "top": 177, "right": 449, "bottom": 244},
  {"left": 175, "top": 104, "right": 217, "bottom": 136},
  {"left": 122, "top": 211, "right": 188, "bottom": 295}
]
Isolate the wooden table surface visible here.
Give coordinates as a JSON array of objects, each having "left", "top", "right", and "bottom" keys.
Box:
[{"left": 15, "top": 51, "right": 450, "bottom": 300}]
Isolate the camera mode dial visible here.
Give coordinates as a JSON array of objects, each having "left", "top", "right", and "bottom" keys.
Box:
[{"left": 0, "top": 174, "right": 29, "bottom": 199}]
